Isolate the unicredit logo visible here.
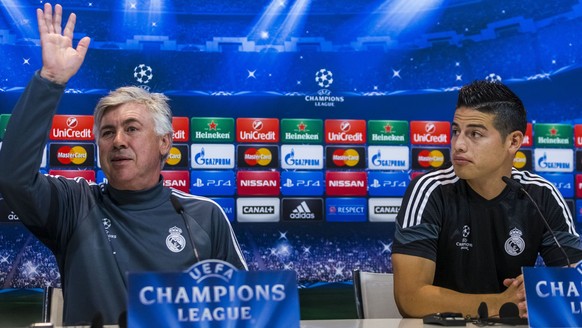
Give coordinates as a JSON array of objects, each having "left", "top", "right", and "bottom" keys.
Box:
[
  {"left": 410, "top": 121, "right": 450, "bottom": 145},
  {"left": 66, "top": 117, "right": 78, "bottom": 128}
]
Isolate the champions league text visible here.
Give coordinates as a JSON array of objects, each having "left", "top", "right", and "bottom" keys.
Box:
[
  {"left": 536, "top": 280, "right": 582, "bottom": 314},
  {"left": 138, "top": 284, "right": 286, "bottom": 322}
]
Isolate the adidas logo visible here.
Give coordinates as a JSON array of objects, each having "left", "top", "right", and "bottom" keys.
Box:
[{"left": 290, "top": 201, "right": 316, "bottom": 219}]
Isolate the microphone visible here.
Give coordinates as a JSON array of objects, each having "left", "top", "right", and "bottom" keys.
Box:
[
  {"left": 170, "top": 194, "right": 201, "bottom": 262},
  {"left": 117, "top": 310, "right": 127, "bottom": 328},
  {"left": 502, "top": 176, "right": 571, "bottom": 267},
  {"left": 476, "top": 301, "right": 528, "bottom": 325},
  {"left": 90, "top": 311, "right": 103, "bottom": 328}
]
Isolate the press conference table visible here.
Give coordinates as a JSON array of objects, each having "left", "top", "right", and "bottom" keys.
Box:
[{"left": 52, "top": 318, "right": 528, "bottom": 327}]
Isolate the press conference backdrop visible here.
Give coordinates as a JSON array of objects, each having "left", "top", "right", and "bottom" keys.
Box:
[{"left": 0, "top": 0, "right": 581, "bottom": 291}]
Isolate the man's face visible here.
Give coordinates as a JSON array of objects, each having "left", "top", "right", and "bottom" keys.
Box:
[
  {"left": 97, "top": 103, "right": 170, "bottom": 190},
  {"left": 451, "top": 107, "right": 516, "bottom": 184}
]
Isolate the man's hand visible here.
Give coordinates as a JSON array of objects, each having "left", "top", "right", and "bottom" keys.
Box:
[
  {"left": 503, "top": 275, "right": 527, "bottom": 318},
  {"left": 37, "top": 3, "right": 91, "bottom": 85}
]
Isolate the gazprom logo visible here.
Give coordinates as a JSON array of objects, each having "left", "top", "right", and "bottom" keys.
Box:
[
  {"left": 281, "top": 145, "right": 323, "bottom": 170},
  {"left": 191, "top": 144, "right": 235, "bottom": 169},
  {"left": 534, "top": 149, "right": 573, "bottom": 173},
  {"left": 367, "top": 146, "right": 409, "bottom": 170}
]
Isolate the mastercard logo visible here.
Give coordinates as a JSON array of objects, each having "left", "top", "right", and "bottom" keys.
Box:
[
  {"left": 244, "top": 148, "right": 273, "bottom": 166},
  {"left": 166, "top": 147, "right": 182, "bottom": 166},
  {"left": 417, "top": 149, "right": 444, "bottom": 168},
  {"left": 513, "top": 151, "right": 527, "bottom": 169},
  {"left": 56, "top": 146, "right": 88, "bottom": 165},
  {"left": 332, "top": 149, "right": 360, "bottom": 167}
]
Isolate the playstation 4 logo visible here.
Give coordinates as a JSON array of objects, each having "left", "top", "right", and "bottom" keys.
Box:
[
  {"left": 281, "top": 171, "right": 324, "bottom": 196},
  {"left": 367, "top": 171, "right": 409, "bottom": 197},
  {"left": 190, "top": 170, "right": 235, "bottom": 196}
]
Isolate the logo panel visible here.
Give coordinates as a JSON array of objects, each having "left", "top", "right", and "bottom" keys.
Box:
[
  {"left": 538, "top": 173, "right": 574, "bottom": 198},
  {"left": 280, "top": 119, "right": 323, "bottom": 144},
  {"left": 172, "top": 117, "right": 189, "bottom": 142},
  {"left": 280, "top": 171, "right": 324, "bottom": 196},
  {"left": 191, "top": 117, "right": 234, "bottom": 143},
  {"left": 367, "top": 120, "right": 409, "bottom": 145},
  {"left": 368, "top": 198, "right": 403, "bottom": 222},
  {"left": 576, "top": 174, "right": 582, "bottom": 199},
  {"left": 50, "top": 115, "right": 94, "bottom": 141},
  {"left": 411, "top": 147, "right": 449, "bottom": 170},
  {"left": 237, "top": 145, "right": 279, "bottom": 169},
  {"left": 190, "top": 170, "right": 235, "bottom": 196},
  {"left": 325, "top": 171, "right": 367, "bottom": 196},
  {"left": 190, "top": 144, "right": 235, "bottom": 169},
  {"left": 281, "top": 198, "right": 324, "bottom": 221},
  {"left": 522, "top": 123, "right": 533, "bottom": 147},
  {"left": 0, "top": 196, "right": 20, "bottom": 222},
  {"left": 48, "top": 169, "right": 96, "bottom": 183},
  {"left": 410, "top": 121, "right": 450, "bottom": 145},
  {"left": 236, "top": 118, "right": 279, "bottom": 143},
  {"left": 237, "top": 197, "right": 280, "bottom": 222},
  {"left": 325, "top": 146, "right": 366, "bottom": 169},
  {"left": 211, "top": 197, "right": 235, "bottom": 222},
  {"left": 161, "top": 170, "right": 190, "bottom": 193},
  {"left": 325, "top": 120, "right": 366, "bottom": 144},
  {"left": 49, "top": 143, "right": 95, "bottom": 167},
  {"left": 164, "top": 145, "right": 189, "bottom": 169},
  {"left": 368, "top": 146, "right": 410, "bottom": 170},
  {"left": 575, "top": 124, "right": 582, "bottom": 148},
  {"left": 367, "top": 171, "right": 409, "bottom": 197},
  {"left": 534, "top": 123, "right": 573, "bottom": 148},
  {"left": 534, "top": 149, "right": 574, "bottom": 173},
  {"left": 577, "top": 150, "right": 582, "bottom": 172},
  {"left": 236, "top": 170, "right": 280, "bottom": 196},
  {"left": 326, "top": 197, "right": 367, "bottom": 222},
  {"left": 0, "top": 114, "right": 10, "bottom": 140},
  {"left": 513, "top": 149, "right": 532, "bottom": 171},
  {"left": 281, "top": 145, "right": 323, "bottom": 170}
]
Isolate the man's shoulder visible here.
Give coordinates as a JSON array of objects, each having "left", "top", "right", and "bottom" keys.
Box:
[{"left": 409, "top": 163, "right": 461, "bottom": 193}]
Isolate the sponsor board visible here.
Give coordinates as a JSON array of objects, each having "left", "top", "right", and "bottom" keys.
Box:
[
  {"left": 0, "top": 196, "right": 20, "bottom": 222},
  {"left": 577, "top": 200, "right": 582, "bottom": 223},
  {"left": 165, "top": 144, "right": 189, "bottom": 169},
  {"left": 576, "top": 174, "right": 581, "bottom": 199},
  {"left": 0, "top": 114, "right": 10, "bottom": 140},
  {"left": 96, "top": 169, "right": 108, "bottom": 184},
  {"left": 368, "top": 198, "right": 402, "bottom": 222},
  {"left": 161, "top": 170, "right": 190, "bottom": 193},
  {"left": 538, "top": 173, "right": 574, "bottom": 198},
  {"left": 50, "top": 115, "right": 94, "bottom": 141},
  {"left": 190, "top": 144, "right": 235, "bottom": 169},
  {"left": 367, "top": 146, "right": 410, "bottom": 170},
  {"left": 326, "top": 197, "right": 367, "bottom": 222},
  {"left": 281, "top": 198, "right": 324, "bottom": 221},
  {"left": 534, "top": 148, "right": 574, "bottom": 173},
  {"left": 49, "top": 143, "right": 95, "bottom": 168},
  {"left": 411, "top": 147, "right": 449, "bottom": 170},
  {"left": 281, "top": 145, "right": 323, "bottom": 170},
  {"left": 280, "top": 171, "right": 324, "bottom": 196},
  {"left": 576, "top": 150, "right": 582, "bottom": 171},
  {"left": 191, "top": 117, "right": 234, "bottom": 143},
  {"left": 367, "top": 120, "right": 408, "bottom": 145},
  {"left": 211, "top": 198, "right": 235, "bottom": 222},
  {"left": 410, "top": 121, "right": 450, "bottom": 146},
  {"left": 236, "top": 118, "right": 279, "bottom": 143},
  {"left": 522, "top": 123, "right": 533, "bottom": 147},
  {"left": 172, "top": 117, "right": 189, "bottom": 143},
  {"left": 325, "top": 171, "right": 367, "bottom": 196},
  {"left": 325, "top": 119, "right": 366, "bottom": 144},
  {"left": 534, "top": 123, "right": 573, "bottom": 148},
  {"left": 280, "top": 119, "right": 323, "bottom": 144},
  {"left": 325, "top": 146, "right": 366, "bottom": 169},
  {"left": 237, "top": 145, "right": 279, "bottom": 169},
  {"left": 236, "top": 171, "right": 280, "bottom": 196},
  {"left": 367, "top": 171, "right": 409, "bottom": 197},
  {"left": 237, "top": 197, "right": 280, "bottom": 222},
  {"left": 190, "top": 170, "right": 235, "bottom": 196},
  {"left": 48, "top": 169, "right": 96, "bottom": 183},
  {"left": 513, "top": 149, "right": 532, "bottom": 171},
  {"left": 575, "top": 124, "right": 582, "bottom": 148}
]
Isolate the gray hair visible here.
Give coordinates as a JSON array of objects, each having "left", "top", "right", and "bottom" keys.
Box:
[{"left": 93, "top": 86, "right": 174, "bottom": 166}]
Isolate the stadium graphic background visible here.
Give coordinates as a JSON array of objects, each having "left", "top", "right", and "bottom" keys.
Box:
[{"left": 0, "top": 0, "right": 581, "bottom": 296}]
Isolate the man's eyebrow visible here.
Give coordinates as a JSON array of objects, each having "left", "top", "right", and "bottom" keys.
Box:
[
  {"left": 451, "top": 122, "right": 488, "bottom": 130},
  {"left": 100, "top": 118, "right": 142, "bottom": 130}
]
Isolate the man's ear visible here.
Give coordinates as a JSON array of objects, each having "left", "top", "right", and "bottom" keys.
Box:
[
  {"left": 507, "top": 131, "right": 524, "bottom": 152},
  {"left": 160, "top": 133, "right": 172, "bottom": 155}
]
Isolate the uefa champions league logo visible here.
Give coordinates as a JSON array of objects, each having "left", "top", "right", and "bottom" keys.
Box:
[
  {"left": 315, "top": 69, "right": 333, "bottom": 88},
  {"left": 305, "top": 68, "right": 344, "bottom": 107},
  {"left": 134, "top": 64, "right": 153, "bottom": 84}
]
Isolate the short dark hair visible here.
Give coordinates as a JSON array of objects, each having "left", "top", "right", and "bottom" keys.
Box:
[{"left": 456, "top": 80, "right": 527, "bottom": 138}]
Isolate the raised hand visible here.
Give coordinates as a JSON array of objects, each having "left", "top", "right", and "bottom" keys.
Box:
[{"left": 37, "top": 3, "right": 91, "bottom": 85}]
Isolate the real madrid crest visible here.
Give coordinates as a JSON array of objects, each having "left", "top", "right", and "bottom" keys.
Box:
[
  {"left": 504, "top": 227, "right": 525, "bottom": 256},
  {"left": 166, "top": 226, "right": 186, "bottom": 253}
]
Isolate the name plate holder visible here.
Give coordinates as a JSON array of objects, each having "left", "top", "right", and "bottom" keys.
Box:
[
  {"left": 127, "top": 260, "right": 300, "bottom": 328},
  {"left": 523, "top": 263, "right": 582, "bottom": 327}
]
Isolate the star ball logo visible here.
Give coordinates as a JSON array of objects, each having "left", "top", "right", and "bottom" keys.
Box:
[
  {"left": 134, "top": 64, "right": 153, "bottom": 84},
  {"left": 304, "top": 68, "right": 344, "bottom": 107}
]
